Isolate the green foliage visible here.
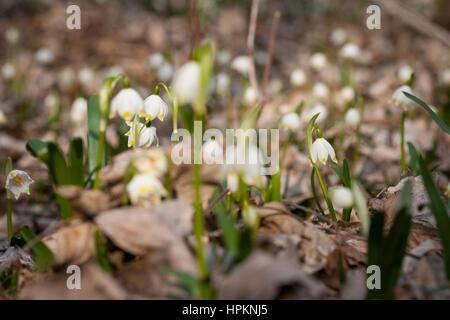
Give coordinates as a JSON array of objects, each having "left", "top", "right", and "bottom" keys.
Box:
[
  {"left": 20, "top": 226, "right": 54, "bottom": 272},
  {"left": 95, "top": 230, "right": 114, "bottom": 274},
  {"left": 331, "top": 160, "right": 352, "bottom": 221},
  {"left": 266, "top": 170, "right": 281, "bottom": 201},
  {"left": 87, "top": 95, "right": 101, "bottom": 174},
  {"left": 193, "top": 40, "right": 215, "bottom": 116}
]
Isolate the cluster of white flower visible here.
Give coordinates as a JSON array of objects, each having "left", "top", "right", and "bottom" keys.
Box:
[{"left": 148, "top": 52, "right": 173, "bottom": 82}]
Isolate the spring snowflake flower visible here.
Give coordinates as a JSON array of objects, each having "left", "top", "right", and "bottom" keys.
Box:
[
  {"left": 290, "top": 68, "right": 307, "bottom": 87},
  {"left": 330, "top": 186, "right": 353, "bottom": 209},
  {"left": 148, "top": 52, "right": 165, "bottom": 69},
  {"left": 133, "top": 149, "right": 168, "bottom": 177},
  {"left": 35, "top": 47, "right": 55, "bottom": 65},
  {"left": 281, "top": 112, "right": 301, "bottom": 131},
  {"left": 202, "top": 139, "right": 223, "bottom": 165},
  {"left": 345, "top": 108, "right": 361, "bottom": 128},
  {"left": 243, "top": 206, "right": 259, "bottom": 228},
  {"left": 340, "top": 86, "right": 355, "bottom": 103},
  {"left": 6, "top": 170, "right": 33, "bottom": 200},
  {"left": 269, "top": 78, "right": 283, "bottom": 95},
  {"left": 216, "top": 72, "right": 231, "bottom": 96},
  {"left": 172, "top": 61, "right": 200, "bottom": 104},
  {"left": 58, "top": 68, "right": 76, "bottom": 89},
  {"left": 398, "top": 65, "right": 414, "bottom": 83},
  {"left": 4, "top": 27, "right": 20, "bottom": 45},
  {"left": 243, "top": 86, "right": 258, "bottom": 105},
  {"left": 157, "top": 62, "right": 173, "bottom": 82},
  {"left": 339, "top": 43, "right": 361, "bottom": 60},
  {"left": 310, "top": 137, "right": 337, "bottom": 165},
  {"left": 227, "top": 171, "right": 239, "bottom": 193},
  {"left": 309, "top": 52, "right": 327, "bottom": 70},
  {"left": 78, "top": 67, "right": 95, "bottom": 86},
  {"left": 303, "top": 103, "right": 328, "bottom": 123},
  {"left": 312, "top": 82, "right": 330, "bottom": 100},
  {"left": 392, "top": 85, "right": 414, "bottom": 109},
  {"left": 217, "top": 50, "right": 231, "bottom": 66},
  {"left": 330, "top": 28, "right": 347, "bottom": 46},
  {"left": 125, "top": 123, "right": 158, "bottom": 148},
  {"left": 110, "top": 88, "right": 144, "bottom": 120},
  {"left": 231, "top": 55, "right": 252, "bottom": 75},
  {"left": 70, "top": 97, "right": 88, "bottom": 125},
  {"left": 127, "top": 173, "right": 168, "bottom": 207},
  {"left": 143, "top": 94, "right": 169, "bottom": 121},
  {"left": 1, "top": 63, "right": 15, "bottom": 80}
]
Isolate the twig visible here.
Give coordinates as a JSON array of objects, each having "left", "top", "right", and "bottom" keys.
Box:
[
  {"left": 247, "top": 0, "right": 260, "bottom": 95},
  {"left": 204, "top": 187, "right": 230, "bottom": 216},
  {"left": 188, "top": 0, "right": 201, "bottom": 55},
  {"left": 262, "top": 11, "right": 281, "bottom": 96}
]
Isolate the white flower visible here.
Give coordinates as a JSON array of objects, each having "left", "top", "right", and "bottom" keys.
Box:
[
  {"left": 58, "top": 68, "right": 76, "bottom": 89},
  {"left": 330, "top": 186, "right": 353, "bottom": 209},
  {"left": 309, "top": 52, "right": 327, "bottom": 70},
  {"left": 148, "top": 52, "right": 165, "bottom": 69},
  {"left": 312, "top": 82, "right": 330, "bottom": 100},
  {"left": 107, "top": 65, "right": 123, "bottom": 77},
  {"left": 440, "top": 68, "right": 450, "bottom": 86},
  {"left": 243, "top": 206, "right": 259, "bottom": 228},
  {"left": 269, "top": 78, "right": 283, "bottom": 95},
  {"left": 78, "top": 67, "right": 95, "bottom": 85},
  {"left": 0, "top": 110, "right": 6, "bottom": 125},
  {"left": 6, "top": 170, "right": 33, "bottom": 200},
  {"left": 290, "top": 68, "right": 307, "bottom": 87},
  {"left": 4, "top": 27, "right": 20, "bottom": 45},
  {"left": 133, "top": 149, "right": 168, "bottom": 177},
  {"left": 330, "top": 28, "right": 347, "bottom": 46},
  {"left": 110, "top": 88, "right": 144, "bottom": 120},
  {"left": 1, "top": 63, "right": 15, "bottom": 80},
  {"left": 340, "top": 86, "right": 355, "bottom": 103},
  {"left": 172, "top": 61, "right": 200, "bottom": 104},
  {"left": 143, "top": 94, "right": 169, "bottom": 121},
  {"left": 217, "top": 50, "right": 231, "bottom": 66},
  {"left": 310, "top": 137, "right": 337, "bottom": 165},
  {"left": 70, "top": 97, "right": 88, "bottom": 125},
  {"left": 392, "top": 85, "right": 414, "bottom": 108},
  {"left": 231, "top": 55, "right": 252, "bottom": 75},
  {"left": 398, "top": 65, "right": 414, "bottom": 83},
  {"left": 125, "top": 123, "right": 158, "bottom": 148},
  {"left": 340, "top": 43, "right": 361, "bottom": 60},
  {"left": 345, "top": 108, "right": 361, "bottom": 128},
  {"left": 35, "top": 47, "right": 55, "bottom": 65},
  {"left": 127, "top": 173, "right": 167, "bottom": 207},
  {"left": 281, "top": 112, "right": 301, "bottom": 131},
  {"left": 303, "top": 103, "right": 328, "bottom": 123},
  {"left": 157, "top": 62, "right": 173, "bottom": 82},
  {"left": 216, "top": 72, "right": 230, "bottom": 96},
  {"left": 243, "top": 86, "right": 258, "bottom": 105},
  {"left": 227, "top": 171, "right": 239, "bottom": 193},
  {"left": 202, "top": 139, "right": 223, "bottom": 165}
]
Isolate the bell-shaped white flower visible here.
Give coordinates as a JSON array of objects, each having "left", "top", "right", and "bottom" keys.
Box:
[
  {"left": 345, "top": 108, "right": 361, "bottom": 128},
  {"left": 312, "top": 82, "right": 330, "bottom": 100},
  {"left": 231, "top": 55, "right": 252, "bottom": 75},
  {"left": 127, "top": 173, "right": 167, "bottom": 207},
  {"left": 111, "top": 88, "right": 144, "bottom": 121},
  {"left": 330, "top": 28, "right": 347, "bottom": 46},
  {"left": 78, "top": 67, "right": 95, "bottom": 86},
  {"left": 58, "top": 68, "right": 76, "bottom": 89},
  {"left": 392, "top": 85, "right": 414, "bottom": 108},
  {"left": 309, "top": 52, "right": 327, "bottom": 70},
  {"left": 217, "top": 50, "right": 231, "bottom": 66},
  {"left": 144, "top": 94, "right": 169, "bottom": 121},
  {"left": 216, "top": 72, "right": 231, "bottom": 96},
  {"left": 6, "top": 170, "right": 33, "bottom": 200},
  {"left": 125, "top": 123, "right": 158, "bottom": 148},
  {"left": 340, "top": 86, "right": 355, "bottom": 103},
  {"left": 243, "top": 86, "right": 258, "bottom": 105},
  {"left": 290, "top": 68, "right": 307, "bottom": 87},
  {"left": 303, "top": 103, "right": 328, "bottom": 123},
  {"left": 202, "top": 139, "right": 223, "bottom": 165},
  {"left": 330, "top": 186, "right": 353, "bottom": 209},
  {"left": 227, "top": 171, "right": 239, "bottom": 193},
  {"left": 243, "top": 205, "right": 259, "bottom": 228},
  {"left": 281, "top": 112, "right": 301, "bottom": 131},
  {"left": 157, "top": 62, "right": 173, "bottom": 82},
  {"left": 148, "top": 52, "right": 165, "bottom": 69},
  {"left": 398, "top": 65, "right": 414, "bottom": 83},
  {"left": 310, "top": 137, "right": 337, "bottom": 165},
  {"left": 35, "top": 47, "right": 55, "bottom": 65},
  {"left": 339, "top": 43, "right": 361, "bottom": 60},
  {"left": 440, "top": 68, "right": 450, "bottom": 86},
  {"left": 70, "top": 97, "right": 88, "bottom": 125},
  {"left": 1, "top": 63, "right": 15, "bottom": 80},
  {"left": 133, "top": 149, "right": 168, "bottom": 177},
  {"left": 172, "top": 61, "right": 200, "bottom": 104}
]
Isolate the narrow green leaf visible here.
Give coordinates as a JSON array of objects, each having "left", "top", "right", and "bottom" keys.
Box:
[
  {"left": 367, "top": 211, "right": 385, "bottom": 267},
  {"left": 351, "top": 180, "right": 370, "bottom": 237},
  {"left": 69, "top": 138, "right": 85, "bottom": 186},
  {"left": 310, "top": 169, "right": 325, "bottom": 215},
  {"left": 193, "top": 40, "right": 215, "bottom": 116},
  {"left": 20, "top": 226, "right": 54, "bottom": 272},
  {"left": 407, "top": 142, "right": 420, "bottom": 175},
  {"left": 216, "top": 210, "right": 239, "bottom": 257},
  {"left": 95, "top": 230, "right": 114, "bottom": 274},
  {"left": 88, "top": 95, "right": 101, "bottom": 174},
  {"left": 268, "top": 170, "right": 281, "bottom": 201},
  {"left": 26, "top": 139, "right": 50, "bottom": 165},
  {"left": 306, "top": 113, "right": 320, "bottom": 159},
  {"left": 3, "top": 157, "right": 13, "bottom": 179}
]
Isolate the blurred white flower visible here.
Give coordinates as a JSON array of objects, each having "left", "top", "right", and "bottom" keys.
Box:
[
  {"left": 58, "top": 68, "right": 76, "bottom": 89},
  {"left": 440, "top": 68, "right": 450, "bottom": 86},
  {"left": 392, "top": 85, "right": 414, "bottom": 109},
  {"left": 312, "top": 82, "right": 330, "bottom": 100},
  {"left": 330, "top": 186, "right": 353, "bottom": 209},
  {"left": 269, "top": 78, "right": 283, "bottom": 95},
  {"left": 217, "top": 50, "right": 231, "bottom": 66},
  {"left": 231, "top": 55, "right": 252, "bottom": 75},
  {"left": 303, "top": 103, "right": 328, "bottom": 123},
  {"left": 281, "top": 112, "right": 301, "bottom": 131},
  {"left": 133, "top": 149, "right": 168, "bottom": 177},
  {"left": 35, "top": 47, "right": 55, "bottom": 65},
  {"left": 330, "top": 28, "right": 347, "bottom": 46},
  {"left": 127, "top": 173, "right": 167, "bottom": 207},
  {"left": 1, "top": 63, "right": 15, "bottom": 80},
  {"left": 290, "top": 68, "right": 307, "bottom": 87},
  {"left": 78, "top": 67, "right": 95, "bottom": 86},
  {"left": 280, "top": 103, "right": 294, "bottom": 114},
  {"left": 216, "top": 72, "right": 230, "bottom": 96},
  {"left": 172, "top": 61, "right": 200, "bottom": 104},
  {"left": 125, "top": 123, "right": 158, "bottom": 148},
  {"left": 70, "top": 97, "right": 88, "bottom": 125},
  {"left": 4, "top": 27, "right": 20, "bottom": 45},
  {"left": 243, "top": 86, "right": 258, "bottom": 105},
  {"left": 340, "top": 43, "right": 361, "bottom": 60},
  {"left": 227, "top": 171, "right": 239, "bottom": 193},
  {"left": 111, "top": 88, "right": 144, "bottom": 120},
  {"left": 143, "top": 94, "right": 169, "bottom": 121},
  {"left": 340, "top": 86, "right": 355, "bottom": 103},
  {"left": 345, "top": 108, "right": 361, "bottom": 129},
  {"left": 6, "top": 170, "right": 33, "bottom": 200},
  {"left": 148, "top": 52, "right": 165, "bottom": 69},
  {"left": 0, "top": 110, "right": 6, "bottom": 125},
  {"left": 310, "top": 137, "right": 337, "bottom": 165},
  {"left": 202, "top": 139, "right": 223, "bottom": 165},
  {"left": 309, "top": 52, "right": 327, "bottom": 70},
  {"left": 398, "top": 65, "right": 414, "bottom": 83},
  {"left": 243, "top": 206, "right": 259, "bottom": 228},
  {"left": 107, "top": 65, "right": 123, "bottom": 77},
  {"left": 157, "top": 62, "right": 173, "bottom": 82}
]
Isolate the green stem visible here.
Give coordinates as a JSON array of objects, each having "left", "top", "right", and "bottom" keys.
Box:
[
  {"left": 352, "top": 126, "right": 359, "bottom": 175},
  {"left": 6, "top": 198, "right": 13, "bottom": 244},
  {"left": 154, "top": 82, "right": 178, "bottom": 133},
  {"left": 313, "top": 164, "right": 337, "bottom": 222},
  {"left": 400, "top": 110, "right": 406, "bottom": 175}
]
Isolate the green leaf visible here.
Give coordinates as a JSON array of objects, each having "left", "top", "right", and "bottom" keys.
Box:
[
  {"left": 193, "top": 40, "right": 215, "bottom": 116},
  {"left": 87, "top": 95, "right": 101, "bottom": 173},
  {"left": 367, "top": 211, "right": 385, "bottom": 267},
  {"left": 404, "top": 92, "right": 450, "bottom": 134},
  {"left": 407, "top": 142, "right": 420, "bottom": 175},
  {"left": 310, "top": 169, "right": 325, "bottom": 215},
  {"left": 20, "top": 226, "right": 54, "bottom": 272},
  {"left": 267, "top": 170, "right": 281, "bottom": 201},
  {"left": 95, "top": 230, "right": 114, "bottom": 274},
  {"left": 26, "top": 139, "right": 49, "bottom": 164},
  {"left": 418, "top": 154, "right": 450, "bottom": 280},
  {"left": 3, "top": 156, "right": 13, "bottom": 178},
  {"left": 179, "top": 103, "right": 195, "bottom": 134},
  {"left": 351, "top": 180, "right": 369, "bottom": 237},
  {"left": 69, "top": 138, "right": 85, "bottom": 187},
  {"left": 306, "top": 112, "right": 320, "bottom": 160}
]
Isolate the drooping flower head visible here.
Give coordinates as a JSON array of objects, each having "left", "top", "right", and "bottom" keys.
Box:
[
  {"left": 310, "top": 137, "right": 337, "bottom": 165},
  {"left": 172, "top": 61, "right": 201, "bottom": 104},
  {"left": 127, "top": 173, "right": 167, "bottom": 207},
  {"left": 6, "top": 170, "right": 33, "bottom": 200},
  {"left": 392, "top": 85, "right": 414, "bottom": 109},
  {"left": 330, "top": 186, "right": 353, "bottom": 209},
  {"left": 281, "top": 112, "right": 301, "bottom": 131},
  {"left": 110, "top": 88, "right": 144, "bottom": 121},
  {"left": 143, "top": 94, "right": 169, "bottom": 121},
  {"left": 345, "top": 108, "right": 361, "bottom": 129},
  {"left": 125, "top": 123, "right": 158, "bottom": 148}
]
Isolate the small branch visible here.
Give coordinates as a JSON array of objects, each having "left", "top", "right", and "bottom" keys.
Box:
[
  {"left": 188, "top": 0, "right": 201, "bottom": 55},
  {"left": 204, "top": 187, "right": 230, "bottom": 216},
  {"left": 262, "top": 11, "right": 281, "bottom": 97},
  {"left": 247, "top": 0, "right": 260, "bottom": 95}
]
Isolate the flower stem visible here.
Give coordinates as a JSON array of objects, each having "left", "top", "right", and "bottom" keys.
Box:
[
  {"left": 400, "top": 110, "right": 406, "bottom": 175},
  {"left": 6, "top": 197, "right": 13, "bottom": 244},
  {"left": 352, "top": 126, "right": 360, "bottom": 175},
  {"left": 154, "top": 82, "right": 178, "bottom": 133},
  {"left": 313, "top": 164, "right": 337, "bottom": 222}
]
